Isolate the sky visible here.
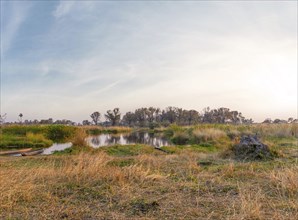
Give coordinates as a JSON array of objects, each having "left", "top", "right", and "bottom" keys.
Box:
[{"left": 1, "top": 0, "right": 297, "bottom": 123}]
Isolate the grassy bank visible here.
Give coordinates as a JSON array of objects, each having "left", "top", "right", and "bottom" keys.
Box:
[
  {"left": 0, "top": 133, "right": 53, "bottom": 149},
  {"left": 163, "top": 123, "right": 298, "bottom": 145},
  {"left": 0, "top": 125, "right": 77, "bottom": 149},
  {"left": 83, "top": 126, "right": 132, "bottom": 135}
]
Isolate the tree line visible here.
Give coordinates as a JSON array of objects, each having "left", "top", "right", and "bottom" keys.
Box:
[
  {"left": 88, "top": 107, "right": 253, "bottom": 127},
  {"left": 1, "top": 107, "right": 297, "bottom": 126}
]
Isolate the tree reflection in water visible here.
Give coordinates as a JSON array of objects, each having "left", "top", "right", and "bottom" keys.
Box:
[{"left": 87, "top": 132, "right": 170, "bottom": 148}]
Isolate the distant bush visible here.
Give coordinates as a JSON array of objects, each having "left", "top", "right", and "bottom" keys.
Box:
[
  {"left": 171, "top": 131, "right": 190, "bottom": 145},
  {"left": 45, "top": 125, "right": 76, "bottom": 142},
  {"left": 149, "top": 122, "right": 159, "bottom": 130},
  {"left": 164, "top": 124, "right": 183, "bottom": 138}
]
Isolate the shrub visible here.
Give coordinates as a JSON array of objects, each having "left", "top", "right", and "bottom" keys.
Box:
[
  {"left": 71, "top": 129, "right": 88, "bottom": 147},
  {"left": 171, "top": 131, "right": 190, "bottom": 145},
  {"left": 149, "top": 122, "right": 159, "bottom": 130},
  {"left": 45, "top": 125, "right": 76, "bottom": 142}
]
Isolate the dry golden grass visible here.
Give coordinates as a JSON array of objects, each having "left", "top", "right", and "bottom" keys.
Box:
[
  {"left": 269, "top": 166, "right": 298, "bottom": 198},
  {"left": 193, "top": 128, "right": 227, "bottom": 142},
  {"left": 0, "top": 147, "right": 297, "bottom": 219},
  {"left": 70, "top": 128, "right": 88, "bottom": 147},
  {"left": 81, "top": 125, "right": 132, "bottom": 132},
  {"left": 256, "top": 124, "right": 298, "bottom": 138}
]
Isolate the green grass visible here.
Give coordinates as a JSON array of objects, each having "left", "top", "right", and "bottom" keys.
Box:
[
  {"left": 45, "top": 125, "right": 76, "bottom": 142},
  {"left": 2, "top": 125, "right": 48, "bottom": 135},
  {"left": 0, "top": 125, "right": 76, "bottom": 149},
  {"left": 162, "top": 144, "right": 218, "bottom": 154},
  {"left": 98, "top": 144, "right": 156, "bottom": 156},
  {"left": 0, "top": 133, "right": 53, "bottom": 149},
  {"left": 52, "top": 145, "right": 93, "bottom": 155}
]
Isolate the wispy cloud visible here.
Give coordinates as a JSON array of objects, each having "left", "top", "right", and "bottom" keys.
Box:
[
  {"left": 53, "top": 1, "right": 96, "bottom": 19},
  {"left": 1, "top": 2, "right": 32, "bottom": 57},
  {"left": 52, "top": 1, "right": 74, "bottom": 18}
]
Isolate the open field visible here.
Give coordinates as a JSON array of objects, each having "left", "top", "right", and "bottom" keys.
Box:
[{"left": 0, "top": 124, "right": 297, "bottom": 219}]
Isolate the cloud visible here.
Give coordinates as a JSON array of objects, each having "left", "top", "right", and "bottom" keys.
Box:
[
  {"left": 1, "top": 2, "right": 32, "bottom": 57},
  {"left": 52, "top": 1, "right": 74, "bottom": 18},
  {"left": 53, "top": 1, "right": 96, "bottom": 19},
  {"left": 1, "top": 1, "right": 297, "bottom": 122}
]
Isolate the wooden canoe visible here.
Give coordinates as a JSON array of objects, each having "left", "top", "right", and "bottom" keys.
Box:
[
  {"left": 0, "top": 148, "right": 33, "bottom": 156},
  {"left": 21, "top": 149, "right": 44, "bottom": 156}
]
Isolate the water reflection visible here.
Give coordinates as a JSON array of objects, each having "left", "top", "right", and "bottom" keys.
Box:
[
  {"left": 87, "top": 132, "right": 170, "bottom": 148},
  {"left": 11, "top": 133, "right": 170, "bottom": 156},
  {"left": 42, "top": 142, "right": 72, "bottom": 155}
]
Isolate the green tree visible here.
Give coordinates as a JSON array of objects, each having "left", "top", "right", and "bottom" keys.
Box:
[
  {"left": 18, "top": 113, "right": 23, "bottom": 123},
  {"left": 105, "top": 108, "right": 121, "bottom": 126},
  {"left": 90, "top": 112, "right": 101, "bottom": 125}
]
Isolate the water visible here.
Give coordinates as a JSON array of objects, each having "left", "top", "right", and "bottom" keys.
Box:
[
  {"left": 42, "top": 142, "right": 72, "bottom": 155},
  {"left": 8, "top": 143, "right": 72, "bottom": 156},
  {"left": 8, "top": 132, "right": 170, "bottom": 156},
  {"left": 87, "top": 132, "right": 171, "bottom": 148}
]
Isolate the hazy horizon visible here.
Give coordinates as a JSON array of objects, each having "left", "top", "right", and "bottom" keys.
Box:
[{"left": 1, "top": 1, "right": 297, "bottom": 123}]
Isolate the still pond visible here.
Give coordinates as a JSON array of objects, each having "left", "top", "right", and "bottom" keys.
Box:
[{"left": 42, "top": 132, "right": 170, "bottom": 155}]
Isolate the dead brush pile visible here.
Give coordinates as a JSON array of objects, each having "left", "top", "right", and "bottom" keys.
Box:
[{"left": 233, "top": 135, "right": 274, "bottom": 161}]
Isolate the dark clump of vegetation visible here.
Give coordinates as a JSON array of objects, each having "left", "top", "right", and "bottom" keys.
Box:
[
  {"left": 45, "top": 125, "right": 76, "bottom": 142},
  {"left": 232, "top": 135, "right": 276, "bottom": 161},
  {"left": 171, "top": 131, "right": 190, "bottom": 145}
]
